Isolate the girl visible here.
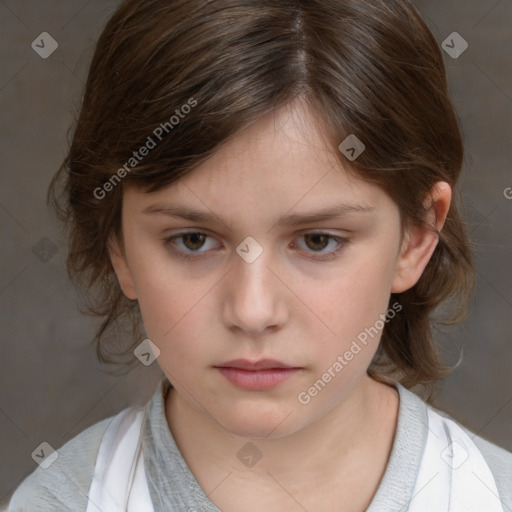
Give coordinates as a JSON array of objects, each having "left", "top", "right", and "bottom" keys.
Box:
[{"left": 7, "top": 0, "right": 511, "bottom": 511}]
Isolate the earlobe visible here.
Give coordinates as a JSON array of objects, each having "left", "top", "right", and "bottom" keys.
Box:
[
  {"left": 108, "top": 234, "right": 138, "bottom": 300},
  {"left": 391, "top": 181, "right": 452, "bottom": 294}
]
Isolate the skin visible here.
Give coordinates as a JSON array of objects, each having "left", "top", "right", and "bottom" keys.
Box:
[{"left": 110, "top": 97, "right": 451, "bottom": 511}]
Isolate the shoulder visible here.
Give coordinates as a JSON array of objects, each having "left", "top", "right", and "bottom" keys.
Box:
[
  {"left": 392, "top": 383, "right": 512, "bottom": 509},
  {"left": 6, "top": 415, "right": 114, "bottom": 512},
  {"left": 468, "top": 427, "right": 512, "bottom": 487},
  {"left": 428, "top": 402, "right": 512, "bottom": 509}
]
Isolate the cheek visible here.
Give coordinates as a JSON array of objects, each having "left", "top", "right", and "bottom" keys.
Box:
[
  {"left": 299, "top": 250, "right": 397, "bottom": 390},
  {"left": 136, "top": 285, "right": 209, "bottom": 379},
  {"left": 137, "top": 278, "right": 205, "bottom": 340},
  {"left": 127, "top": 252, "right": 187, "bottom": 336},
  {"left": 131, "top": 258, "right": 220, "bottom": 368},
  {"left": 125, "top": 237, "right": 195, "bottom": 325},
  {"left": 308, "top": 254, "right": 396, "bottom": 337}
]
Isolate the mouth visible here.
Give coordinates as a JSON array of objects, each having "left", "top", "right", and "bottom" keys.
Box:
[
  {"left": 215, "top": 358, "right": 298, "bottom": 370},
  {"left": 213, "top": 359, "right": 302, "bottom": 391}
]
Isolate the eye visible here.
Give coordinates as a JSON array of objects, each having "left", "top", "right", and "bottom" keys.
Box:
[
  {"left": 293, "top": 232, "right": 347, "bottom": 259},
  {"left": 163, "top": 231, "right": 347, "bottom": 261},
  {"left": 164, "top": 231, "right": 218, "bottom": 258}
]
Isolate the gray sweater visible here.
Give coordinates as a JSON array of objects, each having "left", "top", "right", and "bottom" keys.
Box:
[{"left": 6, "top": 378, "right": 512, "bottom": 511}]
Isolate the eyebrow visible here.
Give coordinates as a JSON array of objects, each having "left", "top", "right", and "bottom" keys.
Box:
[{"left": 142, "top": 202, "right": 375, "bottom": 228}]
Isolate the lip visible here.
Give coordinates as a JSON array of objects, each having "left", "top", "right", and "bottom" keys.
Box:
[
  {"left": 214, "top": 359, "right": 302, "bottom": 391},
  {"left": 215, "top": 358, "right": 297, "bottom": 370}
]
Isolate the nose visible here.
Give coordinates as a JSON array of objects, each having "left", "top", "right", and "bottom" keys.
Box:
[{"left": 222, "top": 242, "right": 288, "bottom": 336}]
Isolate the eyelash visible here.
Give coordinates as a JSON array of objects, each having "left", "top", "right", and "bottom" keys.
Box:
[{"left": 163, "top": 231, "right": 348, "bottom": 261}]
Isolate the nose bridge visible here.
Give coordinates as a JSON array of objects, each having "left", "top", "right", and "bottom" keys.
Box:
[
  {"left": 224, "top": 236, "right": 284, "bottom": 332},
  {"left": 234, "top": 236, "right": 274, "bottom": 302}
]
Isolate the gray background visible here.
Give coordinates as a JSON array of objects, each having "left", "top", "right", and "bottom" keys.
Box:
[{"left": 0, "top": 0, "right": 510, "bottom": 507}]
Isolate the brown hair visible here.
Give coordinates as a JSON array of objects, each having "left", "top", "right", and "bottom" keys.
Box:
[{"left": 48, "top": 0, "right": 475, "bottom": 397}]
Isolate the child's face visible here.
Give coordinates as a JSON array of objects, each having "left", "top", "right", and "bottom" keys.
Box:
[{"left": 111, "top": 99, "right": 414, "bottom": 438}]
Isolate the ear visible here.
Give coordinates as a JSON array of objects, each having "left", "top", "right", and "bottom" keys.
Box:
[
  {"left": 391, "top": 181, "right": 452, "bottom": 294},
  {"left": 108, "top": 233, "right": 138, "bottom": 300}
]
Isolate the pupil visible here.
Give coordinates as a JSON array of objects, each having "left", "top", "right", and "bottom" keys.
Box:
[
  {"left": 185, "top": 233, "right": 205, "bottom": 250},
  {"left": 306, "top": 234, "right": 328, "bottom": 251}
]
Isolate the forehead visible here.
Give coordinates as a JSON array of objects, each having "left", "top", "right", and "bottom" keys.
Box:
[
  {"left": 199, "top": 98, "right": 346, "bottom": 186},
  {"left": 124, "top": 98, "right": 390, "bottom": 221}
]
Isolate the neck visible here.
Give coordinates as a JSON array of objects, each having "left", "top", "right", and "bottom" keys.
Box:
[{"left": 164, "top": 375, "right": 399, "bottom": 489}]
